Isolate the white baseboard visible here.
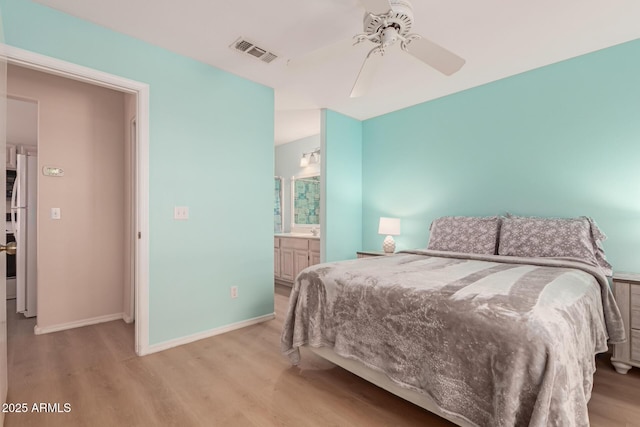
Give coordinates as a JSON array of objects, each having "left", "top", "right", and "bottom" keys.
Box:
[
  {"left": 123, "top": 313, "right": 134, "bottom": 324},
  {"left": 34, "top": 312, "right": 125, "bottom": 335},
  {"left": 143, "top": 312, "right": 275, "bottom": 355}
]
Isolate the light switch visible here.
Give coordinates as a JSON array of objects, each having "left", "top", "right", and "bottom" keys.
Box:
[
  {"left": 51, "top": 208, "right": 61, "bottom": 220},
  {"left": 174, "top": 206, "right": 189, "bottom": 220}
]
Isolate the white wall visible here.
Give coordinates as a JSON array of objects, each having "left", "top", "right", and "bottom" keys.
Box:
[{"left": 8, "top": 64, "right": 126, "bottom": 331}]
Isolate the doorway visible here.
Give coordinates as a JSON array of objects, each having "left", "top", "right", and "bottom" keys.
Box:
[
  {"left": 2, "top": 45, "right": 150, "bottom": 356},
  {"left": 6, "top": 65, "right": 134, "bottom": 338}
]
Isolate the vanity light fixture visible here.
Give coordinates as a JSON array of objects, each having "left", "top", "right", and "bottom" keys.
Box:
[
  {"left": 300, "top": 148, "right": 321, "bottom": 168},
  {"left": 309, "top": 151, "right": 320, "bottom": 164}
]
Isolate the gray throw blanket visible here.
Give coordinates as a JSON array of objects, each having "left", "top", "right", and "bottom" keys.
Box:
[{"left": 281, "top": 250, "right": 625, "bottom": 427}]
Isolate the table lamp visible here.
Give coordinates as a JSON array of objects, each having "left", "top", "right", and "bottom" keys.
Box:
[{"left": 378, "top": 217, "right": 401, "bottom": 253}]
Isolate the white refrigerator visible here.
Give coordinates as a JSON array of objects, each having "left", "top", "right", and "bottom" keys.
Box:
[{"left": 11, "top": 154, "right": 37, "bottom": 318}]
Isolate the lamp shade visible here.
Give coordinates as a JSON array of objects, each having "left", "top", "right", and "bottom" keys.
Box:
[{"left": 378, "top": 217, "right": 400, "bottom": 236}]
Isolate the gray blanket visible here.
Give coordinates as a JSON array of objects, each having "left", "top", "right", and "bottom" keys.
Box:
[{"left": 280, "top": 250, "right": 625, "bottom": 427}]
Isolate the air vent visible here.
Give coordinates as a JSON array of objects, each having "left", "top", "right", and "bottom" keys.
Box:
[
  {"left": 230, "top": 37, "right": 279, "bottom": 64},
  {"left": 262, "top": 52, "right": 278, "bottom": 64}
]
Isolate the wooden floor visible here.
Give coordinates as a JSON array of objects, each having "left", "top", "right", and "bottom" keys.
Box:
[{"left": 5, "top": 286, "right": 640, "bottom": 426}]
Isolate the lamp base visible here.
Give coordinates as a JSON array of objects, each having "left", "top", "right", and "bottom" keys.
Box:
[{"left": 382, "top": 236, "right": 396, "bottom": 254}]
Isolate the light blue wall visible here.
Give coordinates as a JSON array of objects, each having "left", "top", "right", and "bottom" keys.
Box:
[
  {"left": 322, "top": 110, "right": 363, "bottom": 262},
  {"left": 275, "top": 134, "right": 321, "bottom": 232},
  {"left": 1, "top": 0, "right": 275, "bottom": 344},
  {"left": 362, "top": 40, "right": 640, "bottom": 273}
]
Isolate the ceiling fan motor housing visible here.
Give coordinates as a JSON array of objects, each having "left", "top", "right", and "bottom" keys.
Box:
[{"left": 363, "top": 0, "right": 414, "bottom": 43}]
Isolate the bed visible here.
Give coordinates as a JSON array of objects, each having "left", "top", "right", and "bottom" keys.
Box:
[{"left": 280, "top": 215, "right": 626, "bottom": 426}]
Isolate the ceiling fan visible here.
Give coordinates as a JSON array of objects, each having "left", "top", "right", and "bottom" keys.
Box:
[{"left": 289, "top": 0, "right": 466, "bottom": 98}]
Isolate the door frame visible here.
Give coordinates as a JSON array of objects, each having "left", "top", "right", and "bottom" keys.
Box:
[{"left": 1, "top": 44, "right": 151, "bottom": 356}]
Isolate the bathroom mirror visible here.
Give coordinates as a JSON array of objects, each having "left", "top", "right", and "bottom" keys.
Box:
[
  {"left": 274, "top": 176, "right": 283, "bottom": 233},
  {"left": 291, "top": 174, "right": 320, "bottom": 228}
]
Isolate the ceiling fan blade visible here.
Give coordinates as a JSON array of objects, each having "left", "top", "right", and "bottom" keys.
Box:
[
  {"left": 350, "top": 51, "right": 384, "bottom": 98},
  {"left": 358, "top": 0, "right": 391, "bottom": 14},
  {"left": 287, "top": 38, "right": 356, "bottom": 71},
  {"left": 406, "top": 36, "right": 465, "bottom": 76}
]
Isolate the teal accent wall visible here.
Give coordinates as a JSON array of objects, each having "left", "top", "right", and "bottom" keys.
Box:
[
  {"left": 322, "top": 110, "right": 363, "bottom": 262},
  {"left": 2, "top": 0, "right": 275, "bottom": 344},
  {"left": 362, "top": 39, "right": 640, "bottom": 273},
  {"left": 274, "top": 134, "right": 321, "bottom": 232}
]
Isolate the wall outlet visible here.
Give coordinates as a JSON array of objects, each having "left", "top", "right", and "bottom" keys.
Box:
[
  {"left": 230, "top": 286, "right": 238, "bottom": 299},
  {"left": 174, "top": 206, "right": 189, "bottom": 220}
]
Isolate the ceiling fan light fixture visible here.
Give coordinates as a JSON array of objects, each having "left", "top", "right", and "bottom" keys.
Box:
[
  {"left": 288, "top": 0, "right": 466, "bottom": 98},
  {"left": 380, "top": 27, "right": 399, "bottom": 47},
  {"left": 362, "top": 0, "right": 414, "bottom": 42}
]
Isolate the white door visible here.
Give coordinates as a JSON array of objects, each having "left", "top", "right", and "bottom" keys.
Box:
[{"left": 0, "top": 7, "right": 10, "bottom": 420}]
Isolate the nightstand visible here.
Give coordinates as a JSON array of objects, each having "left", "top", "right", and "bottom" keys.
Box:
[
  {"left": 611, "top": 272, "right": 640, "bottom": 374},
  {"left": 356, "top": 251, "right": 395, "bottom": 258}
]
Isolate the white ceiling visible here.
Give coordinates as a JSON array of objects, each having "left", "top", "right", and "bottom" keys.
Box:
[{"left": 35, "top": 0, "right": 640, "bottom": 145}]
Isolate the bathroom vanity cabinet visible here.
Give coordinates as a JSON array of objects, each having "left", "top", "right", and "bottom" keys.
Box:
[{"left": 274, "top": 236, "right": 320, "bottom": 286}]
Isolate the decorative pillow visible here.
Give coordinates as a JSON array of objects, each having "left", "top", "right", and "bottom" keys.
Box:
[
  {"left": 427, "top": 216, "right": 501, "bottom": 255},
  {"left": 498, "top": 214, "right": 612, "bottom": 276}
]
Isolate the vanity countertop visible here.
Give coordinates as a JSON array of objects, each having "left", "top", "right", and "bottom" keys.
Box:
[{"left": 275, "top": 233, "right": 320, "bottom": 240}]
